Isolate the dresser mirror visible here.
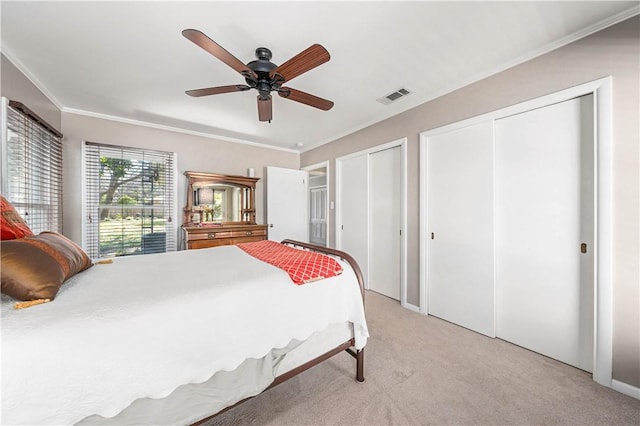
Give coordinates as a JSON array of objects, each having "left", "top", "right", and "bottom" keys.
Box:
[
  {"left": 193, "top": 184, "right": 243, "bottom": 222},
  {"left": 183, "top": 171, "right": 259, "bottom": 225}
]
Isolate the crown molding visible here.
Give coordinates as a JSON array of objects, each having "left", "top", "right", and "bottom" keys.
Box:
[
  {"left": 303, "top": 4, "right": 640, "bottom": 153},
  {"left": 0, "top": 47, "right": 65, "bottom": 111},
  {"left": 62, "top": 108, "right": 300, "bottom": 154}
]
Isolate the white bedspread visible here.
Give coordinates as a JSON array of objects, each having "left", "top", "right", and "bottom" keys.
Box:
[{"left": 1, "top": 245, "right": 368, "bottom": 425}]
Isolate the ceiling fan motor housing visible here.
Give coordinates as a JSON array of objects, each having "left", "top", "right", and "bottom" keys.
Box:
[{"left": 246, "top": 47, "right": 281, "bottom": 97}]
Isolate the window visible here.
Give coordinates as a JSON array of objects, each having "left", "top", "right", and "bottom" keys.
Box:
[
  {"left": 84, "top": 142, "right": 176, "bottom": 258},
  {"left": 1, "top": 98, "right": 63, "bottom": 234}
]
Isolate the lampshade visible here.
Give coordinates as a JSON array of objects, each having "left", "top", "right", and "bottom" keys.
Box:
[{"left": 198, "top": 188, "right": 214, "bottom": 205}]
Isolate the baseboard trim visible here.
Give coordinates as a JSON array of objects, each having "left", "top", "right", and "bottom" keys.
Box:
[
  {"left": 611, "top": 379, "right": 640, "bottom": 400},
  {"left": 402, "top": 302, "right": 421, "bottom": 313}
]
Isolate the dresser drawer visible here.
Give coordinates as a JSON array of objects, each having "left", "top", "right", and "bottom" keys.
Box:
[
  {"left": 230, "top": 229, "right": 266, "bottom": 238},
  {"left": 188, "top": 239, "right": 230, "bottom": 249},
  {"left": 183, "top": 224, "right": 268, "bottom": 250},
  {"left": 188, "top": 230, "right": 233, "bottom": 241},
  {"left": 231, "top": 236, "right": 265, "bottom": 245}
]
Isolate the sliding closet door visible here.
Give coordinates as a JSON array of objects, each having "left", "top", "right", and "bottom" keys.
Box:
[
  {"left": 495, "top": 95, "right": 594, "bottom": 372},
  {"left": 338, "top": 154, "right": 369, "bottom": 285},
  {"left": 370, "top": 146, "right": 401, "bottom": 300},
  {"left": 427, "top": 121, "right": 495, "bottom": 337}
]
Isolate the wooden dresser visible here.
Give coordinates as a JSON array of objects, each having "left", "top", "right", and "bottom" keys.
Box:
[
  {"left": 182, "top": 171, "right": 268, "bottom": 250},
  {"left": 183, "top": 223, "right": 268, "bottom": 250}
]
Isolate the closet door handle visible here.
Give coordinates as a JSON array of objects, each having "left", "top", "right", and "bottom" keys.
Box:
[
  {"left": 431, "top": 232, "right": 435, "bottom": 240},
  {"left": 580, "top": 243, "right": 587, "bottom": 254}
]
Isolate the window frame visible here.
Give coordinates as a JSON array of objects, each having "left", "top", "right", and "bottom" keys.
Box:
[
  {"left": 82, "top": 141, "right": 178, "bottom": 259},
  {"left": 1, "top": 97, "right": 64, "bottom": 235}
]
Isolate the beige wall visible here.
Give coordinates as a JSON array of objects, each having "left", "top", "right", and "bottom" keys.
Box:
[
  {"left": 302, "top": 16, "right": 640, "bottom": 387},
  {"left": 61, "top": 113, "right": 299, "bottom": 245},
  {"left": 1, "top": 54, "right": 61, "bottom": 132}
]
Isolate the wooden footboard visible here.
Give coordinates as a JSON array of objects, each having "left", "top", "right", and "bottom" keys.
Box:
[
  {"left": 281, "top": 239, "right": 366, "bottom": 382},
  {"left": 192, "top": 240, "right": 366, "bottom": 425}
]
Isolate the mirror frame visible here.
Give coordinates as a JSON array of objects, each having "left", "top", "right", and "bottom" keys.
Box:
[{"left": 183, "top": 171, "right": 259, "bottom": 225}]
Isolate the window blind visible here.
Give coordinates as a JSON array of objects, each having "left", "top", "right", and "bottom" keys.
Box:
[
  {"left": 2, "top": 100, "right": 63, "bottom": 234},
  {"left": 84, "top": 142, "right": 176, "bottom": 258}
]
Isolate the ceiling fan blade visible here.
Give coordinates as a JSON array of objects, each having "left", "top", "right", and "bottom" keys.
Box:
[
  {"left": 182, "top": 29, "right": 257, "bottom": 79},
  {"left": 186, "top": 85, "right": 251, "bottom": 97},
  {"left": 278, "top": 87, "right": 334, "bottom": 111},
  {"left": 270, "top": 44, "right": 330, "bottom": 83},
  {"left": 257, "top": 96, "right": 273, "bottom": 122}
]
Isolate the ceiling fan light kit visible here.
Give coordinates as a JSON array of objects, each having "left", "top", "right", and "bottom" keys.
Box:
[{"left": 182, "top": 29, "right": 334, "bottom": 123}]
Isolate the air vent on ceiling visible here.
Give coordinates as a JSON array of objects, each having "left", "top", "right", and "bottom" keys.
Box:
[{"left": 377, "top": 87, "right": 412, "bottom": 105}]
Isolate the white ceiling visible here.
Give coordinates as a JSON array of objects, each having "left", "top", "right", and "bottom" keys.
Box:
[{"left": 1, "top": 1, "right": 637, "bottom": 152}]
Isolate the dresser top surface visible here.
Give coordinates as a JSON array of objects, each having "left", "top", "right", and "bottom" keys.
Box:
[{"left": 183, "top": 223, "right": 268, "bottom": 231}]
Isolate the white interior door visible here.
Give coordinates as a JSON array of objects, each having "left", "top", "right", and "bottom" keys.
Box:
[
  {"left": 427, "top": 121, "right": 495, "bottom": 337},
  {"left": 495, "top": 95, "right": 594, "bottom": 372},
  {"left": 309, "top": 186, "right": 327, "bottom": 246},
  {"left": 337, "top": 154, "right": 369, "bottom": 286},
  {"left": 266, "top": 166, "right": 308, "bottom": 242},
  {"left": 370, "top": 146, "right": 401, "bottom": 300}
]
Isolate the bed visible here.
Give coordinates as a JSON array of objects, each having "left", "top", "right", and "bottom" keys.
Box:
[{"left": 1, "top": 238, "right": 368, "bottom": 425}]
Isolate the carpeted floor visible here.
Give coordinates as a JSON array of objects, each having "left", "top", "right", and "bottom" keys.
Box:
[{"left": 204, "top": 291, "right": 640, "bottom": 425}]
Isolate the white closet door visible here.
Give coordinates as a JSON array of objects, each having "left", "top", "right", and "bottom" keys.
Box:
[
  {"left": 495, "top": 95, "right": 594, "bottom": 372},
  {"left": 370, "top": 146, "right": 401, "bottom": 300},
  {"left": 338, "top": 154, "right": 369, "bottom": 285},
  {"left": 427, "top": 121, "right": 495, "bottom": 337}
]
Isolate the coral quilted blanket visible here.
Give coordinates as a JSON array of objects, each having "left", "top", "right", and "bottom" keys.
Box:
[{"left": 238, "top": 240, "right": 343, "bottom": 284}]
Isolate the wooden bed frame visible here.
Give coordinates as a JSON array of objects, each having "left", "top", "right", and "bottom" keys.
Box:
[{"left": 192, "top": 239, "right": 366, "bottom": 425}]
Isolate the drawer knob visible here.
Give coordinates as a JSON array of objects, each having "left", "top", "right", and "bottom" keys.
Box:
[
  {"left": 245, "top": 231, "right": 253, "bottom": 236},
  {"left": 208, "top": 233, "right": 216, "bottom": 239}
]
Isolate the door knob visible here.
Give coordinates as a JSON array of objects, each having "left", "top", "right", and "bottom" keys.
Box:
[{"left": 269, "top": 224, "right": 274, "bottom": 228}]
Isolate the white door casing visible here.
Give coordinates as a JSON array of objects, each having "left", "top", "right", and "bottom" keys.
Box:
[
  {"left": 266, "top": 166, "right": 308, "bottom": 242},
  {"left": 303, "top": 161, "right": 330, "bottom": 248}
]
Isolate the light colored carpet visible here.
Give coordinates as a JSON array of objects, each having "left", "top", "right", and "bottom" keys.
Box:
[{"left": 204, "top": 291, "right": 640, "bottom": 425}]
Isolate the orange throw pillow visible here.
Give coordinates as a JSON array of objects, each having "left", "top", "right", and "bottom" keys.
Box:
[
  {"left": 1, "top": 195, "right": 34, "bottom": 240},
  {"left": 1, "top": 232, "right": 93, "bottom": 301}
]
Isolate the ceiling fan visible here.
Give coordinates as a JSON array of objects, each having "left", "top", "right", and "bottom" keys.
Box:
[{"left": 182, "top": 29, "right": 334, "bottom": 123}]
